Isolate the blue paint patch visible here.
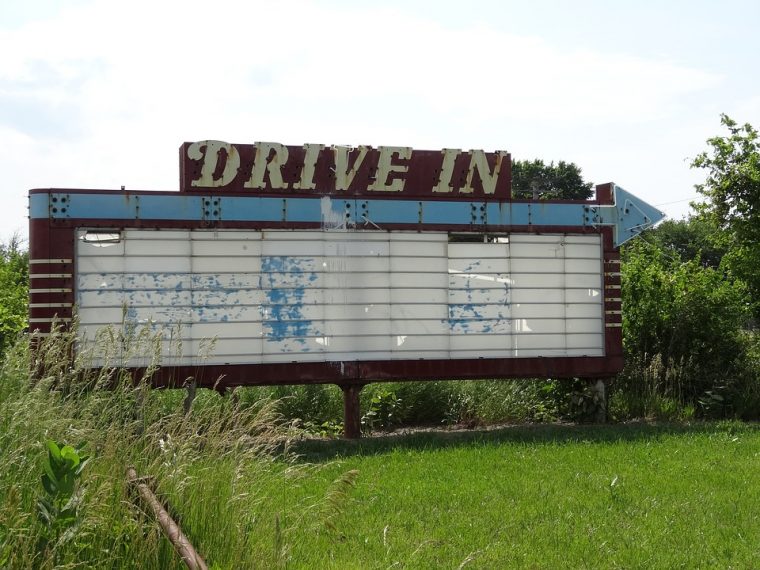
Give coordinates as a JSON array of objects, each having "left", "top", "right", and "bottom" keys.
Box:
[
  {"left": 260, "top": 256, "right": 320, "bottom": 346},
  {"left": 447, "top": 261, "right": 511, "bottom": 334}
]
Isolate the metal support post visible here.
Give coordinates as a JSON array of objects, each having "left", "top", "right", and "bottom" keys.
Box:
[{"left": 341, "top": 384, "right": 364, "bottom": 439}]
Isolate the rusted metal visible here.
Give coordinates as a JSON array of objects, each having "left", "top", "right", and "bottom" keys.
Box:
[
  {"left": 126, "top": 467, "right": 208, "bottom": 570},
  {"left": 341, "top": 384, "right": 364, "bottom": 439},
  {"left": 179, "top": 141, "right": 511, "bottom": 199},
  {"left": 27, "top": 220, "right": 75, "bottom": 336}
]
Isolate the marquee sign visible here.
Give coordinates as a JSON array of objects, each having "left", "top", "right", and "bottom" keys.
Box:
[
  {"left": 29, "top": 139, "right": 666, "bottom": 437},
  {"left": 179, "top": 141, "right": 510, "bottom": 199}
]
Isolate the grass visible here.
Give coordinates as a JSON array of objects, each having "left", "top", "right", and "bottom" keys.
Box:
[
  {"left": 264, "top": 422, "right": 760, "bottom": 568},
  {"left": 2, "top": 327, "right": 760, "bottom": 568}
]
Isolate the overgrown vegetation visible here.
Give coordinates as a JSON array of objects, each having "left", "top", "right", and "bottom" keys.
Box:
[
  {"left": 0, "top": 234, "right": 28, "bottom": 354},
  {"left": 0, "top": 326, "right": 348, "bottom": 568}
]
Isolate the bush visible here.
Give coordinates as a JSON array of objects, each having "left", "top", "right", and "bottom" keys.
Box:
[
  {"left": 0, "top": 236, "right": 28, "bottom": 355},
  {"left": 619, "top": 237, "right": 756, "bottom": 416}
]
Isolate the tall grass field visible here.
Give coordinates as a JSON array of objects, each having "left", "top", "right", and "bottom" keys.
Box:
[{"left": 1, "top": 329, "right": 759, "bottom": 568}]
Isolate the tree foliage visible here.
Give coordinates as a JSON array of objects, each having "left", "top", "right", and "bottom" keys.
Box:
[
  {"left": 0, "top": 236, "right": 28, "bottom": 354},
  {"left": 692, "top": 114, "right": 760, "bottom": 316},
  {"left": 643, "top": 217, "right": 727, "bottom": 269},
  {"left": 621, "top": 237, "right": 751, "bottom": 403},
  {"left": 511, "top": 159, "right": 594, "bottom": 200}
]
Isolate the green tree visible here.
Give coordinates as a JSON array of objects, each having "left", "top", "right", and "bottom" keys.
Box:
[
  {"left": 0, "top": 236, "right": 28, "bottom": 354},
  {"left": 691, "top": 114, "right": 760, "bottom": 316},
  {"left": 644, "top": 217, "right": 727, "bottom": 269},
  {"left": 621, "top": 237, "right": 750, "bottom": 404},
  {"left": 512, "top": 159, "right": 594, "bottom": 200}
]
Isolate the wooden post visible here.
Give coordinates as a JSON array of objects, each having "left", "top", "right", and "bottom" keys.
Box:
[
  {"left": 341, "top": 384, "right": 363, "bottom": 439},
  {"left": 127, "top": 467, "right": 208, "bottom": 570},
  {"left": 590, "top": 378, "right": 607, "bottom": 423},
  {"left": 183, "top": 378, "right": 197, "bottom": 415}
]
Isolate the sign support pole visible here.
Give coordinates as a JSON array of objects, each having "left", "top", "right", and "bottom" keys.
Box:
[
  {"left": 341, "top": 384, "right": 364, "bottom": 439},
  {"left": 590, "top": 379, "right": 607, "bottom": 423}
]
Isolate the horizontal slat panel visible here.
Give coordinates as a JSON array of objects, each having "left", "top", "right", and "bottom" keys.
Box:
[
  {"left": 448, "top": 304, "right": 511, "bottom": 321},
  {"left": 191, "top": 274, "right": 261, "bottom": 289},
  {"left": 192, "top": 322, "right": 262, "bottom": 339},
  {"left": 515, "top": 348, "right": 604, "bottom": 357},
  {"left": 323, "top": 288, "right": 391, "bottom": 304},
  {"left": 262, "top": 241, "right": 325, "bottom": 256},
  {"left": 390, "top": 233, "right": 445, "bottom": 242},
  {"left": 567, "top": 333, "right": 604, "bottom": 349},
  {"left": 391, "top": 289, "right": 448, "bottom": 303},
  {"left": 567, "top": 304, "right": 602, "bottom": 319},
  {"left": 509, "top": 288, "right": 602, "bottom": 304},
  {"left": 447, "top": 243, "right": 509, "bottom": 259},
  {"left": 391, "top": 304, "right": 447, "bottom": 319},
  {"left": 391, "top": 257, "right": 447, "bottom": 272},
  {"left": 126, "top": 240, "right": 191, "bottom": 256},
  {"left": 324, "top": 241, "right": 389, "bottom": 256},
  {"left": 321, "top": 273, "right": 390, "bottom": 288},
  {"left": 448, "top": 288, "right": 510, "bottom": 304},
  {"left": 192, "top": 230, "right": 262, "bottom": 241},
  {"left": 564, "top": 244, "right": 601, "bottom": 259},
  {"left": 390, "top": 241, "right": 446, "bottom": 257},
  {"left": 390, "top": 319, "right": 449, "bottom": 335},
  {"left": 192, "top": 240, "right": 262, "bottom": 256},
  {"left": 193, "top": 290, "right": 264, "bottom": 306},
  {"left": 207, "top": 338, "right": 263, "bottom": 356},
  {"left": 450, "top": 334, "right": 512, "bottom": 350},
  {"left": 126, "top": 230, "right": 190, "bottom": 240},
  {"left": 197, "top": 305, "right": 262, "bottom": 322},
  {"left": 566, "top": 319, "right": 604, "bottom": 333},
  {"left": 509, "top": 234, "right": 598, "bottom": 245},
  {"left": 449, "top": 349, "right": 514, "bottom": 359},
  {"left": 390, "top": 273, "right": 449, "bottom": 288},
  {"left": 447, "top": 318, "right": 512, "bottom": 335},
  {"left": 324, "top": 257, "right": 390, "bottom": 272},
  {"left": 511, "top": 258, "right": 600, "bottom": 274},
  {"left": 448, "top": 273, "right": 511, "bottom": 289},
  {"left": 79, "top": 290, "right": 192, "bottom": 307},
  {"left": 510, "top": 274, "right": 602, "bottom": 288},
  {"left": 391, "top": 334, "right": 449, "bottom": 351},
  {"left": 192, "top": 256, "right": 261, "bottom": 273},
  {"left": 448, "top": 258, "right": 509, "bottom": 273},
  {"left": 324, "top": 320, "right": 393, "bottom": 336},
  {"left": 324, "top": 304, "right": 391, "bottom": 320}
]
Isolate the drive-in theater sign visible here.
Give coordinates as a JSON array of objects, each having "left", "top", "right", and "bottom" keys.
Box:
[{"left": 29, "top": 141, "right": 664, "bottom": 436}]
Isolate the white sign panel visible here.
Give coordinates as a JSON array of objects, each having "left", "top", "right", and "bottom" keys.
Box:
[{"left": 76, "top": 229, "right": 604, "bottom": 366}]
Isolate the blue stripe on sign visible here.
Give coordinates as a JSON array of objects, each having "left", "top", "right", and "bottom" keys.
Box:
[
  {"left": 29, "top": 193, "right": 49, "bottom": 218},
  {"left": 31, "top": 186, "right": 666, "bottom": 247},
  {"left": 40, "top": 191, "right": 593, "bottom": 227}
]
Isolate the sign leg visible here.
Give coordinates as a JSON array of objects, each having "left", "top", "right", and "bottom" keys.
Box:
[
  {"left": 590, "top": 378, "right": 607, "bottom": 423},
  {"left": 183, "top": 378, "right": 197, "bottom": 415},
  {"left": 341, "top": 384, "right": 364, "bottom": 439}
]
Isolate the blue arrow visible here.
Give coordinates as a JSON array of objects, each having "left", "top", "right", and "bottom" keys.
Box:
[
  {"left": 30, "top": 184, "right": 665, "bottom": 247},
  {"left": 584, "top": 185, "right": 667, "bottom": 246}
]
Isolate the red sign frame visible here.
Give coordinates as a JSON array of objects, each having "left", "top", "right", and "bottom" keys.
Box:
[{"left": 179, "top": 141, "right": 511, "bottom": 200}]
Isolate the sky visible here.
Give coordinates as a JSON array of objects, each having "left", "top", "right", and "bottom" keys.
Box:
[{"left": 2, "top": 0, "right": 759, "bottom": 243}]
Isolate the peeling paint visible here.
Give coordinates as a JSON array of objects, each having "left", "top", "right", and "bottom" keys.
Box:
[
  {"left": 260, "top": 256, "right": 321, "bottom": 346},
  {"left": 446, "top": 260, "right": 511, "bottom": 334}
]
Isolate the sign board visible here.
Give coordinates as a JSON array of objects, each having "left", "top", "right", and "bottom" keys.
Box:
[
  {"left": 179, "top": 141, "right": 510, "bottom": 198},
  {"left": 29, "top": 141, "right": 665, "bottom": 392}
]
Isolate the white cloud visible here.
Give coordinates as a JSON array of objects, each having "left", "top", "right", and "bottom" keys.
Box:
[{"left": 0, "top": 0, "right": 725, "bottom": 240}]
